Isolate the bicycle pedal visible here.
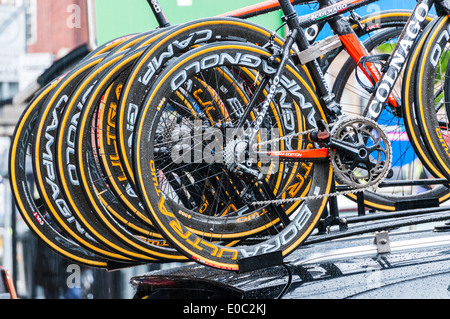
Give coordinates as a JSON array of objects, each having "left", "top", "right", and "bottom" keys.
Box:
[{"left": 309, "top": 119, "right": 331, "bottom": 145}]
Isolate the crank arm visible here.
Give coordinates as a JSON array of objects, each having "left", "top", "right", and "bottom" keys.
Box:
[
  {"left": 266, "top": 148, "right": 329, "bottom": 162},
  {"left": 327, "top": 137, "right": 363, "bottom": 159}
]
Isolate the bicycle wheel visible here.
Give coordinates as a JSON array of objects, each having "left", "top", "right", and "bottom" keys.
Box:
[
  {"left": 33, "top": 31, "right": 171, "bottom": 262},
  {"left": 134, "top": 42, "right": 332, "bottom": 271},
  {"left": 33, "top": 54, "right": 136, "bottom": 263},
  {"left": 81, "top": 32, "right": 144, "bottom": 62},
  {"left": 401, "top": 17, "right": 450, "bottom": 192},
  {"left": 116, "top": 16, "right": 312, "bottom": 187},
  {"left": 116, "top": 11, "right": 434, "bottom": 214},
  {"left": 54, "top": 46, "right": 184, "bottom": 262},
  {"left": 414, "top": 15, "right": 450, "bottom": 181},
  {"left": 105, "top": 17, "right": 313, "bottom": 241},
  {"left": 332, "top": 17, "right": 450, "bottom": 211},
  {"left": 36, "top": 30, "right": 166, "bottom": 262},
  {"left": 402, "top": 17, "right": 444, "bottom": 179},
  {"left": 84, "top": 28, "right": 172, "bottom": 234},
  {"left": 73, "top": 46, "right": 187, "bottom": 261},
  {"left": 96, "top": 69, "right": 160, "bottom": 232},
  {"left": 139, "top": 59, "right": 311, "bottom": 237},
  {"left": 11, "top": 31, "right": 171, "bottom": 267},
  {"left": 9, "top": 81, "right": 112, "bottom": 268},
  {"left": 85, "top": 18, "right": 296, "bottom": 240}
]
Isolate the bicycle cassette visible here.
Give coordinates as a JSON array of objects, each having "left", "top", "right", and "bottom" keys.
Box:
[{"left": 329, "top": 116, "right": 392, "bottom": 189}]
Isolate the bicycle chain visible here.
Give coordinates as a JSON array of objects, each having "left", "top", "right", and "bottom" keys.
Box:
[
  {"left": 251, "top": 116, "right": 392, "bottom": 206},
  {"left": 252, "top": 177, "right": 384, "bottom": 205}
]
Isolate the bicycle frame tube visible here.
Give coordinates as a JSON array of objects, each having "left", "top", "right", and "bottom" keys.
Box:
[
  {"left": 329, "top": 9, "right": 399, "bottom": 108},
  {"left": 279, "top": 0, "right": 335, "bottom": 106},
  {"left": 276, "top": 0, "right": 435, "bottom": 161},
  {"left": 146, "top": 0, "right": 170, "bottom": 27},
  {"left": 296, "top": 0, "right": 379, "bottom": 28},
  {"left": 219, "top": 0, "right": 314, "bottom": 19},
  {"left": 278, "top": 0, "right": 433, "bottom": 121},
  {"left": 221, "top": 0, "right": 377, "bottom": 27},
  {"left": 363, "top": 0, "right": 434, "bottom": 120},
  {"left": 268, "top": 0, "right": 418, "bottom": 161},
  {"left": 278, "top": 0, "right": 378, "bottom": 117},
  {"left": 268, "top": 148, "right": 330, "bottom": 161}
]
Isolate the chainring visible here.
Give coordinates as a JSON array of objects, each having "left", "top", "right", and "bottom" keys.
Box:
[{"left": 330, "top": 116, "right": 392, "bottom": 189}]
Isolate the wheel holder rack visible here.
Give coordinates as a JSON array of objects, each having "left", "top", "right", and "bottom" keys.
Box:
[
  {"left": 235, "top": 177, "right": 450, "bottom": 273},
  {"left": 319, "top": 177, "right": 450, "bottom": 233},
  {"left": 107, "top": 178, "right": 450, "bottom": 272}
]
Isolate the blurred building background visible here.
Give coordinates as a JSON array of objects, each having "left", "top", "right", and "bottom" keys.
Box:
[{"left": 0, "top": 0, "right": 420, "bottom": 299}]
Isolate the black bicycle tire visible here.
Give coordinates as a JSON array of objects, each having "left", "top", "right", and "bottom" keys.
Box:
[
  {"left": 96, "top": 61, "right": 304, "bottom": 234},
  {"left": 99, "top": 16, "right": 314, "bottom": 240},
  {"left": 81, "top": 33, "right": 141, "bottom": 62},
  {"left": 414, "top": 15, "right": 450, "bottom": 180},
  {"left": 95, "top": 69, "right": 159, "bottom": 231},
  {"left": 9, "top": 82, "right": 112, "bottom": 268},
  {"left": 73, "top": 46, "right": 187, "bottom": 261},
  {"left": 46, "top": 32, "right": 172, "bottom": 261},
  {"left": 132, "top": 58, "right": 311, "bottom": 238},
  {"left": 134, "top": 41, "right": 332, "bottom": 271},
  {"left": 401, "top": 17, "right": 443, "bottom": 179},
  {"left": 12, "top": 32, "right": 172, "bottom": 266},
  {"left": 32, "top": 31, "right": 170, "bottom": 261},
  {"left": 54, "top": 51, "right": 162, "bottom": 262},
  {"left": 77, "top": 42, "right": 305, "bottom": 243},
  {"left": 82, "top": 29, "right": 170, "bottom": 233},
  {"left": 37, "top": 44, "right": 90, "bottom": 87},
  {"left": 401, "top": 17, "right": 450, "bottom": 191},
  {"left": 33, "top": 54, "right": 135, "bottom": 262}
]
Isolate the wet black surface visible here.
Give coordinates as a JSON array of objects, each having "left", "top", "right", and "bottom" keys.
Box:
[{"left": 130, "top": 222, "right": 450, "bottom": 299}]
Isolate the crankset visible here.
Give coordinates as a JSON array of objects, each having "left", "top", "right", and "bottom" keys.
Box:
[
  {"left": 226, "top": 115, "right": 393, "bottom": 191},
  {"left": 328, "top": 116, "right": 392, "bottom": 189},
  {"left": 250, "top": 116, "right": 393, "bottom": 207}
]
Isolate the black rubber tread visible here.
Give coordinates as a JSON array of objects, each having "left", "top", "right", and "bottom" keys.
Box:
[
  {"left": 95, "top": 69, "right": 159, "bottom": 231},
  {"left": 54, "top": 51, "right": 160, "bottom": 262},
  {"left": 37, "top": 44, "right": 90, "bottom": 86},
  {"left": 32, "top": 31, "right": 169, "bottom": 262},
  {"left": 135, "top": 60, "right": 310, "bottom": 237},
  {"left": 33, "top": 54, "right": 132, "bottom": 262}
]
